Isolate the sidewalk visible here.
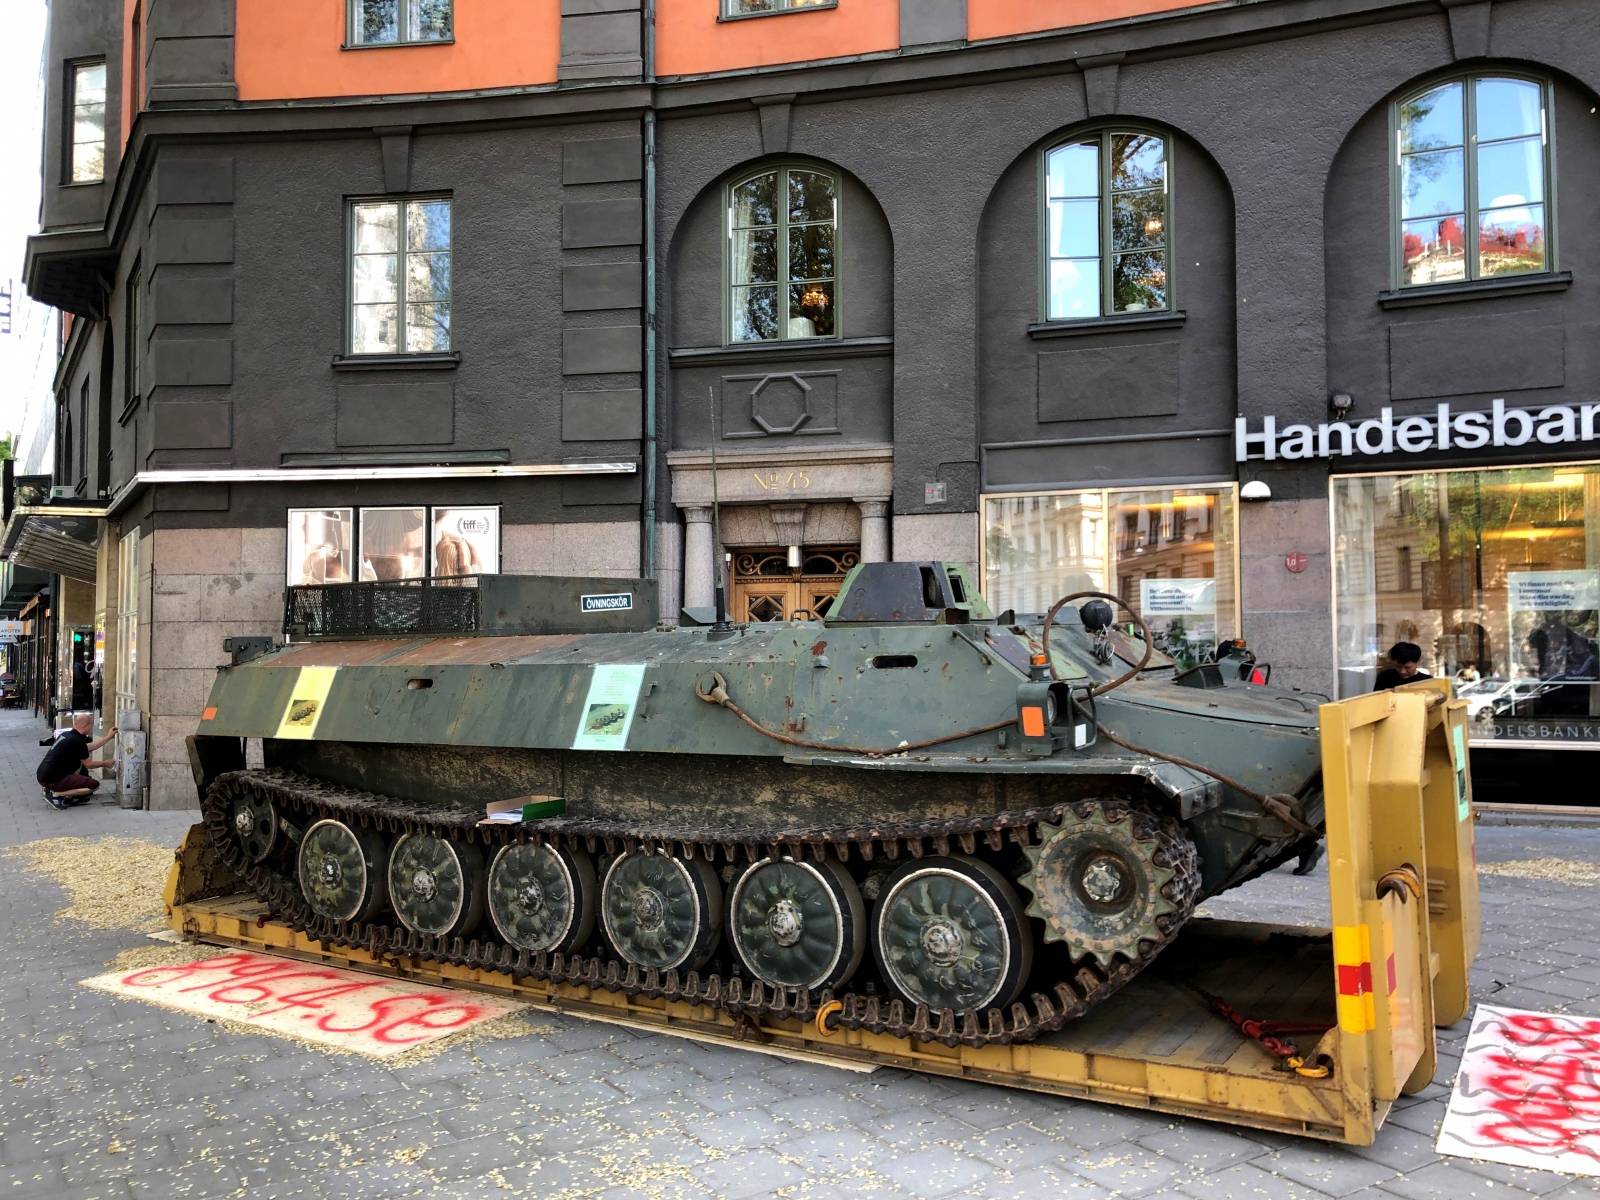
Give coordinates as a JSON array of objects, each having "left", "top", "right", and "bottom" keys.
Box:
[{"left": 0, "top": 706, "right": 1596, "bottom": 1200}]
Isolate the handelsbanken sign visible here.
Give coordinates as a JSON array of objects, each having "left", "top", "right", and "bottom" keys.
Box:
[{"left": 1236, "top": 399, "right": 1600, "bottom": 462}]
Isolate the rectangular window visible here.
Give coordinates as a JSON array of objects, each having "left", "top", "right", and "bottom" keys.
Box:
[
  {"left": 350, "top": 0, "right": 453, "bottom": 45},
  {"left": 349, "top": 197, "right": 452, "bottom": 355},
  {"left": 124, "top": 261, "right": 141, "bottom": 414},
  {"left": 114, "top": 528, "right": 140, "bottom": 722},
  {"left": 68, "top": 60, "right": 107, "bottom": 183},
  {"left": 1397, "top": 75, "right": 1550, "bottom": 287},
  {"left": 981, "top": 486, "right": 1238, "bottom": 668},
  {"left": 430, "top": 507, "right": 500, "bottom": 577},
  {"left": 288, "top": 509, "right": 355, "bottom": 585},
  {"left": 360, "top": 507, "right": 428, "bottom": 581},
  {"left": 288, "top": 505, "right": 498, "bottom": 585},
  {"left": 723, "top": 0, "right": 834, "bottom": 15},
  {"left": 1333, "top": 463, "right": 1600, "bottom": 747}
]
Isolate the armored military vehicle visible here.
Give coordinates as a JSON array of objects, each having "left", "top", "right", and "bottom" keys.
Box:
[{"left": 188, "top": 563, "right": 1323, "bottom": 1046}]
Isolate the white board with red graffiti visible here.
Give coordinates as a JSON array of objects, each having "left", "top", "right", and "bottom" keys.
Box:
[
  {"left": 84, "top": 950, "right": 526, "bottom": 1059},
  {"left": 1436, "top": 1003, "right": 1600, "bottom": 1177}
]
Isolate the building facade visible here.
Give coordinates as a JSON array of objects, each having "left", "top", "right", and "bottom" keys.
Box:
[{"left": 16, "top": 0, "right": 1600, "bottom": 807}]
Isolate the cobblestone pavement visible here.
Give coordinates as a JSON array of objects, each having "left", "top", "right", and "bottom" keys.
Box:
[{"left": 0, "top": 708, "right": 1596, "bottom": 1200}]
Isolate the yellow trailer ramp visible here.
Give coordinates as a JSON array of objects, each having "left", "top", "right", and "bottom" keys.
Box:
[{"left": 164, "top": 679, "right": 1478, "bottom": 1145}]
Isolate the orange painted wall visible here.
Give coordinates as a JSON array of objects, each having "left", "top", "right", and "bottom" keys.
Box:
[
  {"left": 655, "top": 0, "right": 897, "bottom": 78},
  {"left": 969, "top": 0, "right": 1205, "bottom": 42},
  {"left": 235, "top": 0, "right": 560, "bottom": 102}
]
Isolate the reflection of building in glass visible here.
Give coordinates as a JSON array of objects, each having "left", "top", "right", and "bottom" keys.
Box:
[
  {"left": 984, "top": 488, "right": 1236, "bottom": 666},
  {"left": 1335, "top": 466, "right": 1600, "bottom": 741}
]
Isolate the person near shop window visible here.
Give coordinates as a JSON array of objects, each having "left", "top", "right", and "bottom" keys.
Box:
[
  {"left": 1454, "top": 663, "right": 1480, "bottom": 685},
  {"left": 36, "top": 712, "right": 117, "bottom": 810},
  {"left": 1373, "top": 641, "right": 1430, "bottom": 691}
]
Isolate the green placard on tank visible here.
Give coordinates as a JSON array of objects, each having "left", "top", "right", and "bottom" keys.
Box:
[{"left": 572, "top": 664, "right": 647, "bottom": 751}]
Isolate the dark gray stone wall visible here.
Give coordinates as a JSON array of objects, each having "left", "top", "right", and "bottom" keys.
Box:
[
  {"left": 978, "top": 131, "right": 1237, "bottom": 490},
  {"left": 144, "top": 0, "right": 235, "bottom": 105},
  {"left": 1324, "top": 72, "right": 1600, "bottom": 469},
  {"left": 663, "top": 142, "right": 894, "bottom": 450},
  {"left": 40, "top": 0, "right": 122, "bottom": 232}
]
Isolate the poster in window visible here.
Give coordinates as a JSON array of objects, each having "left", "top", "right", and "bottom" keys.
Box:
[
  {"left": 1137, "top": 578, "right": 1218, "bottom": 669},
  {"left": 360, "top": 507, "right": 427, "bottom": 581},
  {"left": 288, "top": 508, "right": 354, "bottom": 585},
  {"left": 431, "top": 507, "right": 499, "bottom": 579},
  {"left": 1506, "top": 570, "right": 1600, "bottom": 683}
]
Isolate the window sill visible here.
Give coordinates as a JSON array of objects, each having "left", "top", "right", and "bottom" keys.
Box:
[
  {"left": 331, "top": 351, "right": 461, "bottom": 372},
  {"left": 117, "top": 395, "right": 141, "bottom": 427},
  {"left": 1027, "top": 311, "right": 1186, "bottom": 340},
  {"left": 668, "top": 336, "right": 891, "bottom": 368},
  {"left": 1377, "top": 272, "right": 1572, "bottom": 309},
  {"left": 717, "top": 2, "right": 837, "bottom": 22},
  {"left": 341, "top": 37, "right": 455, "bottom": 50},
  {"left": 60, "top": 179, "right": 106, "bottom": 189}
]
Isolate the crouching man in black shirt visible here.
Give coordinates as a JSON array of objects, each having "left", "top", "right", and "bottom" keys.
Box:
[{"left": 37, "top": 713, "right": 117, "bottom": 810}]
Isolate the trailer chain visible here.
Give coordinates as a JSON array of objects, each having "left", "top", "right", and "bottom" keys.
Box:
[{"left": 200, "top": 768, "right": 1200, "bottom": 1048}]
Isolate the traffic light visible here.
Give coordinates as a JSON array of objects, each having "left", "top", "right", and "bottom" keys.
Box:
[{"left": 72, "top": 631, "right": 83, "bottom": 644}]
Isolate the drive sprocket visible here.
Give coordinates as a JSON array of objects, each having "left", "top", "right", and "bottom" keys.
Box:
[{"left": 1018, "top": 798, "right": 1201, "bottom": 969}]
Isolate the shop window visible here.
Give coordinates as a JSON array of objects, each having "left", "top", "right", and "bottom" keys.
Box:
[
  {"left": 348, "top": 197, "right": 452, "bottom": 355},
  {"left": 982, "top": 486, "right": 1237, "bottom": 669},
  {"left": 349, "top": 0, "right": 452, "bottom": 45},
  {"left": 67, "top": 60, "right": 107, "bottom": 183},
  {"left": 287, "top": 505, "right": 499, "bottom": 586},
  {"left": 1334, "top": 464, "right": 1600, "bottom": 747},
  {"left": 114, "top": 528, "right": 139, "bottom": 721},
  {"left": 1043, "top": 130, "right": 1170, "bottom": 321},
  {"left": 727, "top": 165, "right": 837, "bottom": 343},
  {"left": 1396, "top": 74, "right": 1551, "bottom": 287},
  {"left": 723, "top": 0, "right": 835, "bottom": 15}
]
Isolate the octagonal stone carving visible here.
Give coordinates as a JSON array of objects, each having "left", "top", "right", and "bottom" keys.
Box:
[{"left": 749, "top": 374, "right": 812, "bottom": 435}]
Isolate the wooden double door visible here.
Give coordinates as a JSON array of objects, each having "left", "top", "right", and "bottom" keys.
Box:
[{"left": 729, "top": 546, "right": 858, "bottom": 622}]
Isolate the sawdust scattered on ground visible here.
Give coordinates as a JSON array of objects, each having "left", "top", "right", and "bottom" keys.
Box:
[
  {"left": 104, "top": 941, "right": 226, "bottom": 974},
  {"left": 3, "top": 836, "right": 175, "bottom": 930},
  {"left": 1478, "top": 857, "right": 1600, "bottom": 886}
]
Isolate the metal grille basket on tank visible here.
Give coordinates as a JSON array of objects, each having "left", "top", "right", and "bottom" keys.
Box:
[{"left": 284, "top": 579, "right": 482, "bottom": 639}]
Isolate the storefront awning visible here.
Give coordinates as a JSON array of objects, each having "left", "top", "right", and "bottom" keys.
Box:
[
  {"left": 0, "top": 504, "right": 106, "bottom": 584},
  {"left": 0, "top": 563, "right": 51, "bottom": 616}
]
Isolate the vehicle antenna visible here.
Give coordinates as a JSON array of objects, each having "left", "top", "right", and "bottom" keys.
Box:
[{"left": 708, "top": 387, "right": 731, "bottom": 631}]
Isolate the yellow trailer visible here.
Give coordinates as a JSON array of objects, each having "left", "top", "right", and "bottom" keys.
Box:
[{"left": 164, "top": 679, "right": 1479, "bottom": 1145}]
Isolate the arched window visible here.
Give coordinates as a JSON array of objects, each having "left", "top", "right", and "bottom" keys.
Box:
[
  {"left": 1042, "top": 131, "right": 1170, "bottom": 321},
  {"left": 727, "top": 165, "right": 838, "bottom": 343},
  {"left": 1395, "top": 74, "right": 1551, "bottom": 287}
]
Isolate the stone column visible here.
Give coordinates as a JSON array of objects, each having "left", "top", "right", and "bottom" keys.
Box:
[
  {"left": 857, "top": 498, "right": 891, "bottom": 563},
  {"left": 682, "top": 507, "right": 715, "bottom": 610}
]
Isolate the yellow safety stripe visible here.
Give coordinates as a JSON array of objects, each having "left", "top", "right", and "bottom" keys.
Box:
[{"left": 275, "top": 667, "right": 338, "bottom": 740}]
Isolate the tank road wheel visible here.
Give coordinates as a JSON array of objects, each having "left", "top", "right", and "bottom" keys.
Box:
[
  {"left": 297, "top": 818, "right": 389, "bottom": 924},
  {"left": 227, "top": 790, "right": 278, "bottom": 865},
  {"left": 1018, "top": 800, "right": 1200, "bottom": 969},
  {"left": 388, "top": 832, "right": 485, "bottom": 938},
  {"left": 872, "top": 855, "right": 1033, "bottom": 1012},
  {"left": 601, "top": 851, "right": 723, "bottom": 973},
  {"left": 486, "top": 842, "right": 596, "bottom": 954},
  {"left": 729, "top": 858, "right": 866, "bottom": 992}
]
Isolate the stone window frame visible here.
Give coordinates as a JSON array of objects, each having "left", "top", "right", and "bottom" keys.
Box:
[
  {"left": 1390, "top": 70, "right": 1557, "bottom": 291},
  {"left": 1039, "top": 127, "right": 1175, "bottom": 324},
  {"left": 345, "top": 194, "right": 454, "bottom": 358},
  {"left": 719, "top": 0, "right": 838, "bottom": 20},
  {"left": 724, "top": 162, "right": 843, "bottom": 346},
  {"left": 346, "top": 0, "right": 455, "bottom": 48},
  {"left": 65, "top": 58, "right": 107, "bottom": 185}
]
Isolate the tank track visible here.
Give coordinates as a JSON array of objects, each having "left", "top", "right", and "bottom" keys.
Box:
[{"left": 201, "top": 768, "right": 1201, "bottom": 1048}]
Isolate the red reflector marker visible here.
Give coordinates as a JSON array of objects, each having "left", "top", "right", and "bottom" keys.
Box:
[
  {"left": 201, "top": 706, "right": 218, "bottom": 721},
  {"left": 1249, "top": 668, "right": 1267, "bottom": 686}
]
